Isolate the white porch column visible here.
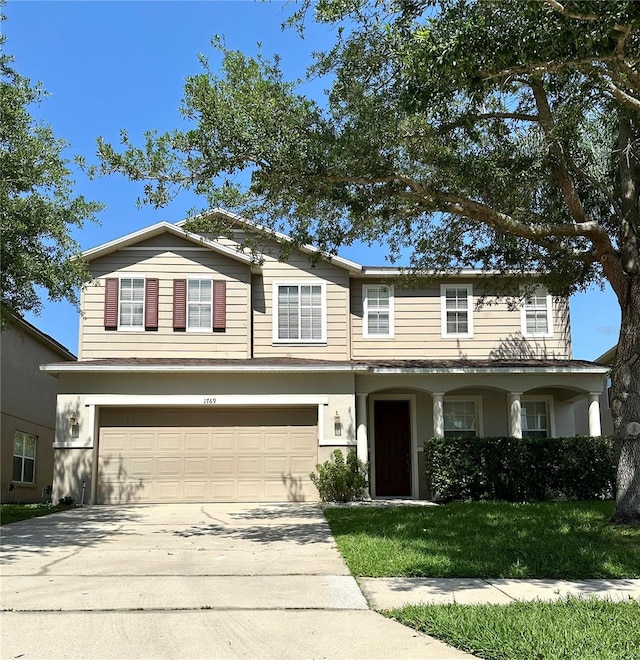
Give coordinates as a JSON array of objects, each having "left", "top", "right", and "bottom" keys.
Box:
[
  {"left": 588, "top": 392, "right": 602, "bottom": 437},
  {"left": 433, "top": 392, "right": 445, "bottom": 438},
  {"left": 509, "top": 392, "right": 523, "bottom": 438},
  {"left": 356, "top": 393, "right": 369, "bottom": 464}
]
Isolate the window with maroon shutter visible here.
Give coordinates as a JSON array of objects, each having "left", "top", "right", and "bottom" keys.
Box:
[
  {"left": 104, "top": 278, "right": 119, "bottom": 330},
  {"left": 145, "top": 278, "right": 159, "bottom": 330},
  {"left": 173, "top": 279, "right": 187, "bottom": 331},
  {"left": 213, "top": 280, "right": 226, "bottom": 332}
]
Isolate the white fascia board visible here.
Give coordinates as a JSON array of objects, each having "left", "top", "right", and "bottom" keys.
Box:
[
  {"left": 41, "top": 363, "right": 369, "bottom": 375},
  {"left": 82, "top": 221, "right": 254, "bottom": 266},
  {"left": 357, "top": 268, "right": 535, "bottom": 278},
  {"left": 83, "top": 394, "right": 330, "bottom": 407},
  {"left": 370, "top": 366, "right": 610, "bottom": 375},
  {"left": 179, "top": 208, "right": 363, "bottom": 274}
]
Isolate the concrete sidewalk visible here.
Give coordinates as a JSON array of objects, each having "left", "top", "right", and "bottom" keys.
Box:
[{"left": 359, "top": 577, "right": 640, "bottom": 609}]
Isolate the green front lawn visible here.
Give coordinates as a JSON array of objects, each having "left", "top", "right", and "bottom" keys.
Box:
[
  {"left": 0, "top": 503, "right": 75, "bottom": 525},
  {"left": 323, "top": 501, "right": 640, "bottom": 578},
  {"left": 325, "top": 501, "right": 640, "bottom": 658},
  {"left": 388, "top": 597, "right": 640, "bottom": 660}
]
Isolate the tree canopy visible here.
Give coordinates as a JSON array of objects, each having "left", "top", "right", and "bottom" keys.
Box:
[
  {"left": 94, "top": 0, "right": 640, "bottom": 523},
  {"left": 0, "top": 35, "right": 103, "bottom": 326}
]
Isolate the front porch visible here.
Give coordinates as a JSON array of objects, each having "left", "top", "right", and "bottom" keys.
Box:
[{"left": 353, "top": 361, "right": 609, "bottom": 499}]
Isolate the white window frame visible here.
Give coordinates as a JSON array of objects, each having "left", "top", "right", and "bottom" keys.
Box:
[
  {"left": 521, "top": 396, "right": 555, "bottom": 438},
  {"left": 443, "top": 396, "right": 483, "bottom": 437},
  {"left": 13, "top": 431, "right": 37, "bottom": 483},
  {"left": 186, "top": 277, "right": 213, "bottom": 333},
  {"left": 363, "top": 284, "right": 394, "bottom": 339},
  {"left": 272, "top": 281, "right": 327, "bottom": 344},
  {"left": 440, "top": 284, "right": 474, "bottom": 338},
  {"left": 521, "top": 287, "right": 553, "bottom": 338},
  {"left": 117, "top": 275, "right": 146, "bottom": 331}
]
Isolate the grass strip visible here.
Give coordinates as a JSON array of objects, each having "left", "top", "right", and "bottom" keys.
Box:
[
  {"left": 387, "top": 597, "right": 640, "bottom": 660},
  {"left": 323, "top": 501, "right": 640, "bottom": 578},
  {"left": 0, "top": 503, "right": 75, "bottom": 525}
]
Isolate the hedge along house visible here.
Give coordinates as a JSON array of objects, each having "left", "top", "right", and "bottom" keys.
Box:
[{"left": 42, "top": 209, "right": 609, "bottom": 504}]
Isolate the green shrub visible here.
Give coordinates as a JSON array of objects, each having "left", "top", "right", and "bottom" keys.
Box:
[
  {"left": 425, "top": 436, "right": 615, "bottom": 502},
  {"left": 310, "top": 449, "right": 369, "bottom": 502}
]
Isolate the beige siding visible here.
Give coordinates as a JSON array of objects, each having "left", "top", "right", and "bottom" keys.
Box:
[
  {"left": 252, "top": 245, "right": 351, "bottom": 360},
  {"left": 80, "top": 236, "right": 251, "bottom": 360},
  {"left": 351, "top": 279, "right": 572, "bottom": 360}
]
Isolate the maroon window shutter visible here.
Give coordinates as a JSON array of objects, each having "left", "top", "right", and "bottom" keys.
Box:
[
  {"left": 145, "top": 278, "right": 159, "bottom": 330},
  {"left": 104, "top": 278, "right": 119, "bottom": 330},
  {"left": 173, "top": 279, "right": 186, "bottom": 330},
  {"left": 213, "top": 280, "right": 226, "bottom": 332}
]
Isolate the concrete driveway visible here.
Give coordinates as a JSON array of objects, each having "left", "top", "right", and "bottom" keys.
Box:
[{"left": 1, "top": 503, "right": 470, "bottom": 659}]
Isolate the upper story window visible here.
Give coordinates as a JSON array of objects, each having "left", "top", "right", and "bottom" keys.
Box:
[
  {"left": 441, "top": 284, "right": 473, "bottom": 338},
  {"left": 104, "top": 276, "right": 158, "bottom": 331},
  {"left": 522, "top": 287, "right": 553, "bottom": 337},
  {"left": 443, "top": 399, "right": 481, "bottom": 438},
  {"left": 173, "top": 278, "right": 226, "bottom": 332},
  {"left": 273, "top": 282, "right": 326, "bottom": 343},
  {"left": 13, "top": 431, "right": 36, "bottom": 483},
  {"left": 187, "top": 279, "right": 213, "bottom": 332},
  {"left": 119, "top": 277, "right": 145, "bottom": 330},
  {"left": 363, "top": 285, "right": 394, "bottom": 338}
]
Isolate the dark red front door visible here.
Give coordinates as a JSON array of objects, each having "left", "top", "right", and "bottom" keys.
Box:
[{"left": 374, "top": 399, "right": 411, "bottom": 496}]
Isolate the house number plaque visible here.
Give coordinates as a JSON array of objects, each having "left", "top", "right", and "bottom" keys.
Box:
[{"left": 203, "top": 397, "right": 217, "bottom": 404}]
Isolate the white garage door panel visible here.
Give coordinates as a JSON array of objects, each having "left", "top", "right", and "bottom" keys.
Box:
[{"left": 98, "top": 407, "right": 318, "bottom": 503}]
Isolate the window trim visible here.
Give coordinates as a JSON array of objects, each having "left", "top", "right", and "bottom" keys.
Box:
[
  {"left": 363, "top": 284, "right": 394, "bottom": 339},
  {"left": 521, "top": 287, "right": 554, "bottom": 338},
  {"left": 443, "top": 396, "right": 483, "bottom": 437},
  {"left": 272, "top": 281, "right": 327, "bottom": 344},
  {"left": 440, "top": 284, "right": 474, "bottom": 339},
  {"left": 117, "top": 274, "right": 146, "bottom": 332},
  {"left": 12, "top": 431, "right": 37, "bottom": 484},
  {"left": 186, "top": 277, "right": 214, "bottom": 333},
  {"left": 521, "top": 395, "right": 555, "bottom": 438}
]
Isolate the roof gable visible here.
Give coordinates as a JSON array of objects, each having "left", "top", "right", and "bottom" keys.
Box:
[
  {"left": 177, "top": 208, "right": 363, "bottom": 274},
  {"left": 82, "top": 222, "right": 255, "bottom": 267}
]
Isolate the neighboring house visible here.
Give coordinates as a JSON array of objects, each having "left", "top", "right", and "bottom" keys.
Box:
[
  {"left": 1, "top": 316, "right": 76, "bottom": 504},
  {"left": 42, "top": 209, "right": 609, "bottom": 504}
]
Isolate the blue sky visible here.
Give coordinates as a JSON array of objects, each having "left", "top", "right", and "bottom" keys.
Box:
[{"left": 5, "top": 0, "right": 621, "bottom": 359}]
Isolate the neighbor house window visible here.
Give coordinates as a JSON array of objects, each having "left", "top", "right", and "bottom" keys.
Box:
[
  {"left": 521, "top": 400, "right": 549, "bottom": 438},
  {"left": 443, "top": 400, "right": 479, "bottom": 438},
  {"left": 522, "top": 287, "right": 553, "bottom": 337},
  {"left": 118, "top": 277, "right": 145, "bottom": 330},
  {"left": 13, "top": 431, "right": 36, "bottom": 483},
  {"left": 363, "top": 285, "right": 394, "bottom": 338},
  {"left": 441, "top": 285, "right": 473, "bottom": 338},
  {"left": 187, "top": 279, "right": 212, "bottom": 331},
  {"left": 273, "top": 282, "right": 326, "bottom": 342}
]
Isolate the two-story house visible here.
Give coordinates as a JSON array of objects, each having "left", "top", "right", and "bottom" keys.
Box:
[
  {"left": 43, "top": 209, "right": 609, "bottom": 504},
  {"left": 2, "top": 315, "right": 75, "bottom": 504}
]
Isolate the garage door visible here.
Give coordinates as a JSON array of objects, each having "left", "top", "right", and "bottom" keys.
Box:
[{"left": 97, "top": 407, "right": 318, "bottom": 503}]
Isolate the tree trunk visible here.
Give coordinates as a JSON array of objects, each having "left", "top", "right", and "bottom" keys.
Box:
[{"left": 610, "top": 274, "right": 640, "bottom": 525}]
